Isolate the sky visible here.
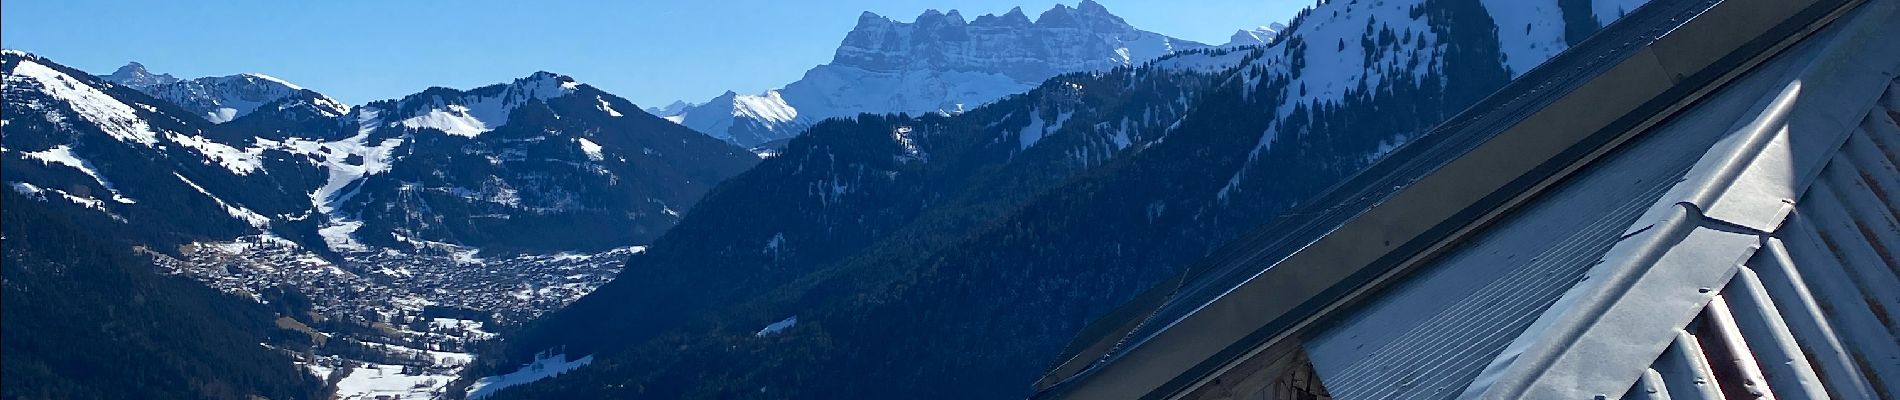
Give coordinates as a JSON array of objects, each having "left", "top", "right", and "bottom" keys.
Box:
[{"left": 2, "top": 0, "right": 1306, "bottom": 108}]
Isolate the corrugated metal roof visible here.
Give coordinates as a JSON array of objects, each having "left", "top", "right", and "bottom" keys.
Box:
[
  {"left": 1617, "top": 80, "right": 1900, "bottom": 399},
  {"left": 1460, "top": 1, "right": 1900, "bottom": 396},
  {"left": 1298, "top": 21, "right": 1848, "bottom": 398},
  {"left": 1032, "top": 0, "right": 1873, "bottom": 397}
]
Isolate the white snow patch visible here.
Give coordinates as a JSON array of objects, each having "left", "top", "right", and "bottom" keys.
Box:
[
  {"left": 173, "top": 172, "right": 270, "bottom": 229},
  {"left": 8, "top": 181, "right": 116, "bottom": 217},
  {"left": 891, "top": 126, "right": 926, "bottom": 163},
  {"left": 1018, "top": 109, "right": 1073, "bottom": 150},
  {"left": 19, "top": 145, "right": 135, "bottom": 203},
  {"left": 7, "top": 60, "right": 159, "bottom": 145},
  {"left": 400, "top": 105, "right": 489, "bottom": 138},
  {"left": 330, "top": 362, "right": 456, "bottom": 400},
  {"left": 1154, "top": 49, "right": 1253, "bottom": 74},
  {"left": 595, "top": 96, "right": 624, "bottom": 117},
  {"left": 319, "top": 221, "right": 367, "bottom": 252},
  {"left": 296, "top": 109, "right": 405, "bottom": 215},
  {"left": 466, "top": 351, "right": 595, "bottom": 400},
  {"left": 576, "top": 138, "right": 604, "bottom": 161},
  {"left": 764, "top": 232, "right": 786, "bottom": 257},
  {"left": 756, "top": 315, "right": 798, "bottom": 337},
  {"left": 452, "top": 247, "right": 485, "bottom": 266},
  {"left": 246, "top": 73, "right": 305, "bottom": 90},
  {"left": 167, "top": 132, "right": 264, "bottom": 175},
  {"left": 397, "top": 73, "right": 578, "bottom": 137}
]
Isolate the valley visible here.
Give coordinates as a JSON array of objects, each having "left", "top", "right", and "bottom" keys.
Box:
[{"left": 152, "top": 234, "right": 636, "bottom": 399}]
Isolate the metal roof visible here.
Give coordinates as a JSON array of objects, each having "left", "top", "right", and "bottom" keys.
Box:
[
  {"left": 1469, "top": 28, "right": 1900, "bottom": 399},
  {"left": 1032, "top": 0, "right": 1894, "bottom": 397},
  {"left": 1310, "top": 2, "right": 1900, "bottom": 396}
]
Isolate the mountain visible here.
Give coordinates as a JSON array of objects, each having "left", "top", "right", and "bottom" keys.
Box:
[
  {"left": 1224, "top": 22, "right": 1288, "bottom": 47},
  {"left": 102, "top": 63, "right": 340, "bottom": 124},
  {"left": 642, "top": 100, "right": 694, "bottom": 119},
  {"left": 670, "top": 89, "right": 803, "bottom": 151},
  {"left": 4, "top": 51, "right": 321, "bottom": 249},
  {"left": 305, "top": 72, "right": 760, "bottom": 253},
  {"left": 18, "top": 52, "right": 754, "bottom": 255},
  {"left": 663, "top": 0, "right": 1207, "bottom": 148},
  {"left": 101, "top": 61, "right": 179, "bottom": 87},
  {"left": 5, "top": 48, "right": 764, "bottom": 398},
  {"left": 477, "top": 0, "right": 1641, "bottom": 398},
  {"left": 2, "top": 50, "right": 326, "bottom": 400}
]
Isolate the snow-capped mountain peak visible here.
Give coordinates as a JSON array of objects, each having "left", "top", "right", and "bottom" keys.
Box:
[
  {"left": 103, "top": 61, "right": 181, "bottom": 88},
  {"left": 103, "top": 64, "right": 341, "bottom": 124},
  {"left": 670, "top": 89, "right": 803, "bottom": 146},
  {"left": 7, "top": 53, "right": 162, "bottom": 146},
  {"left": 1224, "top": 22, "right": 1288, "bottom": 47},
  {"left": 389, "top": 71, "right": 583, "bottom": 138},
  {"left": 240, "top": 73, "right": 305, "bottom": 91}
]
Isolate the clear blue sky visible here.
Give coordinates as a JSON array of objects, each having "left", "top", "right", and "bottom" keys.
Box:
[{"left": 2, "top": 0, "right": 1305, "bottom": 108}]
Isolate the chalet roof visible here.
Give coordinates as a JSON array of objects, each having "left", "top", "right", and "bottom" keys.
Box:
[{"left": 1033, "top": 0, "right": 1898, "bottom": 398}]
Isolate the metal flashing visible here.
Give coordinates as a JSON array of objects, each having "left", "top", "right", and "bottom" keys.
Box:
[{"left": 1468, "top": 1, "right": 1899, "bottom": 396}]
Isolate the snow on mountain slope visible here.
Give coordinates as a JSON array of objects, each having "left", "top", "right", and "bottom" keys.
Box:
[
  {"left": 665, "top": 0, "right": 1206, "bottom": 147},
  {"left": 1259, "top": 0, "right": 1440, "bottom": 117},
  {"left": 3, "top": 51, "right": 320, "bottom": 241},
  {"left": 393, "top": 72, "right": 579, "bottom": 137},
  {"left": 8, "top": 181, "right": 117, "bottom": 217},
  {"left": 105, "top": 65, "right": 346, "bottom": 124},
  {"left": 101, "top": 61, "right": 179, "bottom": 88},
  {"left": 1480, "top": 0, "right": 1571, "bottom": 76},
  {"left": 173, "top": 171, "right": 272, "bottom": 229},
  {"left": 10, "top": 59, "right": 161, "bottom": 145},
  {"left": 296, "top": 109, "right": 405, "bottom": 215},
  {"left": 466, "top": 352, "right": 595, "bottom": 400},
  {"left": 18, "top": 145, "right": 135, "bottom": 203},
  {"left": 1195, "top": 0, "right": 1651, "bottom": 200},
  {"left": 1224, "top": 23, "right": 1288, "bottom": 47},
  {"left": 671, "top": 90, "right": 805, "bottom": 146},
  {"left": 281, "top": 70, "right": 758, "bottom": 253}
]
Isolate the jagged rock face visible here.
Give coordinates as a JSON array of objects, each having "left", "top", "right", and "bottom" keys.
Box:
[
  {"left": 665, "top": 0, "right": 1205, "bottom": 148},
  {"left": 101, "top": 61, "right": 180, "bottom": 87},
  {"left": 828, "top": 1, "right": 1192, "bottom": 82}
]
